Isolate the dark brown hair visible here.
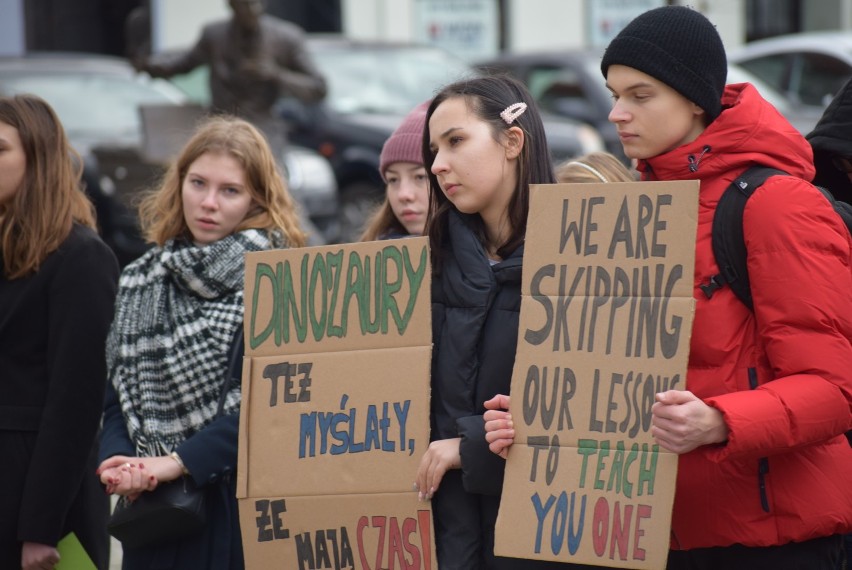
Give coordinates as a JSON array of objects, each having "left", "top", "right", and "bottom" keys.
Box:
[{"left": 422, "top": 75, "right": 555, "bottom": 271}]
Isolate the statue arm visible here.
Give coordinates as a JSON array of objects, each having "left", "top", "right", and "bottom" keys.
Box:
[
  {"left": 271, "top": 30, "right": 328, "bottom": 103},
  {"left": 140, "top": 30, "right": 210, "bottom": 79}
]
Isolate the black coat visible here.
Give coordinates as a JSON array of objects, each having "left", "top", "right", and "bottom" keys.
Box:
[
  {"left": 0, "top": 224, "right": 118, "bottom": 569},
  {"left": 100, "top": 370, "right": 244, "bottom": 570},
  {"left": 431, "top": 212, "right": 597, "bottom": 570}
]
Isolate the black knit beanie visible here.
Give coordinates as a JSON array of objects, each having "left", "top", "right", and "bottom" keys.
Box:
[{"left": 600, "top": 5, "right": 728, "bottom": 122}]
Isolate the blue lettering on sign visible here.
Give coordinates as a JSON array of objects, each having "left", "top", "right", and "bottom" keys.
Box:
[
  {"left": 299, "top": 394, "right": 415, "bottom": 458},
  {"left": 531, "top": 491, "right": 586, "bottom": 556}
]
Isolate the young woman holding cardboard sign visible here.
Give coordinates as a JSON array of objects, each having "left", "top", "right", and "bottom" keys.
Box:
[
  {"left": 415, "top": 75, "right": 610, "bottom": 569},
  {"left": 487, "top": 6, "right": 852, "bottom": 569},
  {"left": 97, "top": 115, "right": 305, "bottom": 570}
]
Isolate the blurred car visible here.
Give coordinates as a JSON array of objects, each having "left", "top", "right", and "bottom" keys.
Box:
[
  {"left": 475, "top": 50, "right": 628, "bottom": 162},
  {"left": 729, "top": 31, "right": 852, "bottom": 115},
  {"left": 278, "top": 36, "right": 603, "bottom": 242},
  {"left": 724, "top": 63, "right": 817, "bottom": 133},
  {"left": 0, "top": 53, "right": 337, "bottom": 265},
  {"left": 475, "top": 49, "right": 817, "bottom": 157}
]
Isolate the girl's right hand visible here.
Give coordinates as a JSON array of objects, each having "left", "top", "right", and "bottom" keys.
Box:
[{"left": 483, "top": 394, "right": 515, "bottom": 459}]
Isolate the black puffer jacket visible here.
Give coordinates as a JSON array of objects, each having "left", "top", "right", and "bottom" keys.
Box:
[
  {"left": 807, "top": 76, "right": 852, "bottom": 203},
  {"left": 430, "top": 211, "right": 595, "bottom": 570},
  {"left": 807, "top": 76, "right": 852, "bottom": 450}
]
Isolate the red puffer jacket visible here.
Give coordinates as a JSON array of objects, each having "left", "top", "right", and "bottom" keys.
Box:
[{"left": 640, "top": 83, "right": 852, "bottom": 550}]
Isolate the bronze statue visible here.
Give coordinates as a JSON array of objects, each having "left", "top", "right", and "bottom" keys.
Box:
[{"left": 133, "top": 0, "right": 327, "bottom": 158}]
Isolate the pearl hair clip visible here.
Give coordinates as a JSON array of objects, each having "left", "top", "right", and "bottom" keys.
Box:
[
  {"left": 500, "top": 102, "right": 527, "bottom": 125},
  {"left": 564, "top": 161, "right": 609, "bottom": 182}
]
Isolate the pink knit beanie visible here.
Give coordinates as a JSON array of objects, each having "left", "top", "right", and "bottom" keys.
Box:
[{"left": 379, "top": 100, "right": 430, "bottom": 180}]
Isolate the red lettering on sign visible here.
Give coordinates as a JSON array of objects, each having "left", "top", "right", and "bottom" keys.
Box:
[
  {"left": 591, "top": 497, "right": 653, "bottom": 561},
  {"left": 355, "top": 510, "right": 434, "bottom": 569}
]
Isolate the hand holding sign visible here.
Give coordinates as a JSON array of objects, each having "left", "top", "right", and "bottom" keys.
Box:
[
  {"left": 484, "top": 394, "right": 514, "bottom": 459},
  {"left": 651, "top": 390, "right": 729, "bottom": 454}
]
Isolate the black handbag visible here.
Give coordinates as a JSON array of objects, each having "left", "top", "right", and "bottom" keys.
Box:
[
  {"left": 106, "top": 327, "right": 244, "bottom": 549},
  {"left": 106, "top": 476, "right": 206, "bottom": 548}
]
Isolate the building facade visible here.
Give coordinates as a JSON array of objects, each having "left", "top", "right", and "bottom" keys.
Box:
[{"left": 0, "top": 0, "right": 849, "bottom": 62}]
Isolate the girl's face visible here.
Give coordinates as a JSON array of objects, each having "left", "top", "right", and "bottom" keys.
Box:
[
  {"left": 181, "top": 151, "right": 254, "bottom": 246},
  {"left": 0, "top": 121, "right": 26, "bottom": 206},
  {"left": 428, "top": 97, "right": 520, "bottom": 227},
  {"left": 385, "top": 162, "right": 429, "bottom": 235},
  {"left": 606, "top": 65, "right": 706, "bottom": 160}
]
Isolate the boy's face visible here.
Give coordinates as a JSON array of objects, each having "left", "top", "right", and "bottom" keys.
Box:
[{"left": 605, "top": 65, "right": 706, "bottom": 160}]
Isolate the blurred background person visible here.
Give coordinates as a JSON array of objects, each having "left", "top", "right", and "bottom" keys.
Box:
[
  {"left": 807, "top": 75, "right": 852, "bottom": 204},
  {"left": 805, "top": 75, "right": 852, "bottom": 570},
  {"left": 360, "top": 101, "right": 429, "bottom": 241},
  {"left": 0, "top": 94, "right": 119, "bottom": 570},
  {"left": 97, "top": 115, "right": 305, "bottom": 570}
]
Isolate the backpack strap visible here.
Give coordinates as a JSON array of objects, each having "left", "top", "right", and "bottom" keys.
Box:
[{"left": 702, "top": 166, "right": 787, "bottom": 311}]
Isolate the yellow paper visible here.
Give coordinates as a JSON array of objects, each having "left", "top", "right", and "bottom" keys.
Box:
[{"left": 56, "top": 532, "right": 97, "bottom": 570}]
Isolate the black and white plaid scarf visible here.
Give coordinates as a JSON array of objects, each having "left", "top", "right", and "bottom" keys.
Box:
[{"left": 107, "top": 229, "right": 281, "bottom": 456}]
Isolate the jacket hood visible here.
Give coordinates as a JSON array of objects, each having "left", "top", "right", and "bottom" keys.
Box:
[
  {"left": 806, "top": 77, "right": 852, "bottom": 201},
  {"left": 641, "top": 83, "right": 815, "bottom": 184}
]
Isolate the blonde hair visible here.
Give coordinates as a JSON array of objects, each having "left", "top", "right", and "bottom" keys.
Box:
[
  {"left": 137, "top": 115, "right": 307, "bottom": 247},
  {"left": 0, "top": 94, "right": 96, "bottom": 279},
  {"left": 555, "top": 151, "right": 637, "bottom": 184}
]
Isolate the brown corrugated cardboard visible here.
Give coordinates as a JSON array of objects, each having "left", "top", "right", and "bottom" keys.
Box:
[
  {"left": 238, "top": 238, "right": 436, "bottom": 569},
  {"left": 494, "top": 181, "right": 699, "bottom": 569}
]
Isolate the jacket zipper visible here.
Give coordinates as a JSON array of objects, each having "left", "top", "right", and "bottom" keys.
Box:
[
  {"left": 687, "top": 145, "right": 712, "bottom": 172},
  {"left": 749, "top": 367, "right": 771, "bottom": 513}
]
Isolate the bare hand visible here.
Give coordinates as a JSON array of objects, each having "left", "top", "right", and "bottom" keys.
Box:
[
  {"left": 484, "top": 394, "right": 514, "bottom": 459},
  {"left": 21, "top": 541, "right": 59, "bottom": 570},
  {"left": 97, "top": 455, "right": 182, "bottom": 499},
  {"left": 414, "top": 438, "right": 461, "bottom": 500},
  {"left": 651, "top": 390, "right": 729, "bottom": 454}
]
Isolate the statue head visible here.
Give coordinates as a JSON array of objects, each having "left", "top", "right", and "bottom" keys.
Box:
[{"left": 229, "top": 0, "right": 265, "bottom": 30}]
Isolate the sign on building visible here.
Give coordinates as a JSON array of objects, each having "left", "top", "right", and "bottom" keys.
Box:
[
  {"left": 414, "top": 0, "right": 499, "bottom": 61},
  {"left": 587, "top": 0, "right": 666, "bottom": 48}
]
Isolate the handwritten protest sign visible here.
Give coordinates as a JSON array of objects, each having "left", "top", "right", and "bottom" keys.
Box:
[
  {"left": 494, "top": 181, "right": 698, "bottom": 569},
  {"left": 238, "top": 237, "right": 436, "bottom": 569}
]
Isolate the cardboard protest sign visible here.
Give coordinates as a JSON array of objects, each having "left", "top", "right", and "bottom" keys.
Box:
[
  {"left": 494, "top": 181, "right": 699, "bottom": 569},
  {"left": 238, "top": 237, "right": 436, "bottom": 569}
]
